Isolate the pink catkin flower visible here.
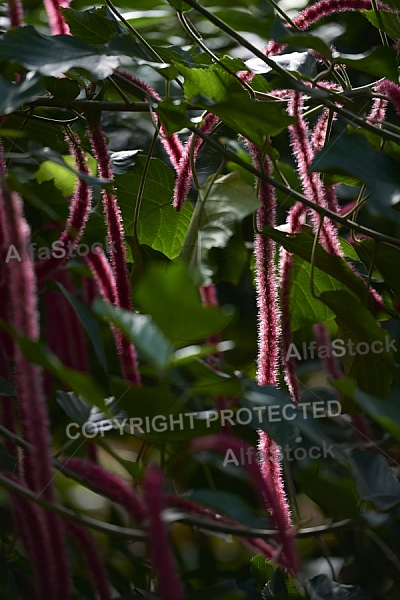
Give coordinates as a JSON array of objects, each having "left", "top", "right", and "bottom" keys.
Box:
[
  {"left": 173, "top": 113, "right": 219, "bottom": 210},
  {"left": 143, "top": 467, "right": 185, "bottom": 600},
  {"left": 43, "top": 0, "right": 71, "bottom": 35},
  {"left": 247, "top": 143, "right": 280, "bottom": 386},
  {"left": 7, "top": 0, "right": 23, "bottom": 27},
  {"left": 36, "top": 132, "right": 92, "bottom": 283},
  {"left": 375, "top": 80, "right": 400, "bottom": 116},
  {"left": 191, "top": 434, "right": 299, "bottom": 574},
  {"left": 66, "top": 522, "right": 113, "bottom": 600},
  {"left": 11, "top": 485, "right": 62, "bottom": 599},
  {"left": 116, "top": 70, "right": 183, "bottom": 171},
  {"left": 86, "top": 119, "right": 141, "bottom": 385},
  {"left": 265, "top": 0, "right": 392, "bottom": 56},
  {"left": 62, "top": 457, "right": 148, "bottom": 523},
  {"left": 0, "top": 186, "right": 71, "bottom": 599},
  {"left": 311, "top": 108, "right": 341, "bottom": 217}
]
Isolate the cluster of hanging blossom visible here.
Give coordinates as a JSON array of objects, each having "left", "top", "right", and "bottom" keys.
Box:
[{"left": 1, "top": 0, "right": 400, "bottom": 596}]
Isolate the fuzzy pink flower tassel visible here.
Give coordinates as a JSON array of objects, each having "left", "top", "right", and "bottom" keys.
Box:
[
  {"left": 265, "top": 0, "right": 392, "bottom": 56},
  {"left": 43, "top": 0, "right": 71, "bottom": 35},
  {"left": 8, "top": 0, "right": 23, "bottom": 27},
  {"left": 143, "top": 467, "right": 185, "bottom": 600},
  {"left": 192, "top": 434, "right": 299, "bottom": 574},
  {"left": 116, "top": 70, "right": 183, "bottom": 171},
  {"left": 36, "top": 132, "right": 92, "bottom": 283},
  {"left": 375, "top": 80, "right": 400, "bottom": 117},
  {"left": 0, "top": 186, "right": 71, "bottom": 599},
  {"left": 86, "top": 119, "right": 141, "bottom": 385},
  {"left": 62, "top": 457, "right": 148, "bottom": 523},
  {"left": 66, "top": 522, "right": 113, "bottom": 600},
  {"left": 173, "top": 113, "right": 219, "bottom": 210}
]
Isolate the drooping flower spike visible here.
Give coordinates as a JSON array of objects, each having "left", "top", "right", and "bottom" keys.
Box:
[
  {"left": 192, "top": 433, "right": 299, "bottom": 574},
  {"left": 86, "top": 118, "right": 141, "bottom": 385},
  {"left": 265, "top": 0, "right": 393, "bottom": 56},
  {"left": 143, "top": 467, "right": 185, "bottom": 600},
  {"left": 43, "top": 0, "right": 71, "bottom": 35},
  {"left": 0, "top": 183, "right": 71, "bottom": 599}
]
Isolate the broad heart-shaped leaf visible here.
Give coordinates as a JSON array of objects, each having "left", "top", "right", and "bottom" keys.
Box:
[
  {"left": 93, "top": 299, "right": 174, "bottom": 373},
  {"left": 262, "top": 227, "right": 375, "bottom": 309},
  {"left": 334, "top": 378, "right": 400, "bottom": 442},
  {"left": 290, "top": 255, "right": 340, "bottom": 331},
  {"left": 181, "top": 171, "right": 261, "bottom": 284},
  {"left": 350, "top": 451, "right": 400, "bottom": 510},
  {"left": 319, "top": 289, "right": 396, "bottom": 398},
  {"left": 174, "top": 62, "right": 295, "bottom": 146},
  {"left": 311, "top": 130, "right": 400, "bottom": 225},
  {"left": 0, "top": 25, "right": 119, "bottom": 79},
  {"left": 333, "top": 46, "right": 398, "bottom": 82},
  {"left": 133, "top": 262, "right": 234, "bottom": 346},
  {"left": 44, "top": 77, "right": 80, "bottom": 103},
  {"left": 60, "top": 7, "right": 119, "bottom": 45},
  {"left": 115, "top": 157, "right": 193, "bottom": 261},
  {"left": 0, "top": 72, "right": 44, "bottom": 115},
  {"left": 56, "top": 284, "right": 108, "bottom": 372}
]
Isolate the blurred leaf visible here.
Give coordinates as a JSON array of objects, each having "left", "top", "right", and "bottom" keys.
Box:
[
  {"left": 0, "top": 72, "right": 44, "bottom": 115},
  {"left": 56, "top": 390, "right": 91, "bottom": 426},
  {"left": 334, "top": 378, "right": 400, "bottom": 442},
  {"left": 306, "top": 575, "right": 372, "bottom": 600},
  {"left": 181, "top": 171, "right": 260, "bottom": 284},
  {"left": 362, "top": 9, "right": 400, "bottom": 41},
  {"left": 350, "top": 451, "right": 400, "bottom": 510},
  {"left": 44, "top": 77, "right": 80, "bottom": 102},
  {"left": 246, "top": 51, "right": 317, "bottom": 79},
  {"left": 358, "top": 240, "right": 400, "bottom": 299},
  {"left": 133, "top": 262, "right": 234, "bottom": 345},
  {"left": 187, "top": 489, "right": 268, "bottom": 528},
  {"left": 154, "top": 98, "right": 192, "bottom": 135},
  {"left": 0, "top": 25, "right": 119, "bottom": 79},
  {"left": 250, "top": 555, "right": 274, "bottom": 588},
  {"left": 333, "top": 46, "right": 398, "bottom": 82},
  {"left": 110, "top": 150, "right": 141, "bottom": 175},
  {"left": 93, "top": 299, "right": 174, "bottom": 372}
]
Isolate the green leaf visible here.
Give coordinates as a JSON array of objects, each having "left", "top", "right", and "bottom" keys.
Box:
[
  {"left": 0, "top": 72, "right": 44, "bottom": 115},
  {"left": 262, "top": 227, "right": 374, "bottom": 308},
  {"left": 290, "top": 255, "right": 340, "bottom": 330},
  {"left": 133, "top": 262, "right": 234, "bottom": 345},
  {"left": 154, "top": 98, "right": 192, "bottom": 135},
  {"left": 0, "top": 376, "right": 15, "bottom": 397},
  {"left": 166, "top": 0, "right": 192, "bottom": 12},
  {"left": 33, "top": 148, "right": 100, "bottom": 196},
  {"left": 115, "top": 157, "right": 193, "bottom": 260},
  {"left": 57, "top": 284, "right": 108, "bottom": 372},
  {"left": 0, "top": 25, "right": 119, "bottom": 79},
  {"left": 334, "top": 378, "right": 400, "bottom": 442},
  {"left": 187, "top": 489, "right": 268, "bottom": 528},
  {"left": 333, "top": 46, "right": 398, "bottom": 82},
  {"left": 250, "top": 555, "right": 274, "bottom": 588},
  {"left": 246, "top": 51, "right": 318, "bottom": 79},
  {"left": 280, "top": 33, "right": 332, "bottom": 58},
  {"left": 60, "top": 7, "right": 120, "bottom": 45},
  {"left": 311, "top": 129, "right": 400, "bottom": 224},
  {"left": 174, "top": 61, "right": 295, "bottom": 145},
  {"left": 306, "top": 575, "right": 371, "bottom": 600},
  {"left": 362, "top": 9, "right": 400, "bottom": 41},
  {"left": 93, "top": 299, "right": 174, "bottom": 372},
  {"left": 358, "top": 240, "right": 400, "bottom": 299},
  {"left": 44, "top": 77, "right": 80, "bottom": 103},
  {"left": 350, "top": 451, "right": 400, "bottom": 510},
  {"left": 56, "top": 390, "right": 91, "bottom": 426},
  {"left": 181, "top": 171, "right": 260, "bottom": 284},
  {"left": 319, "top": 289, "right": 395, "bottom": 397}
]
